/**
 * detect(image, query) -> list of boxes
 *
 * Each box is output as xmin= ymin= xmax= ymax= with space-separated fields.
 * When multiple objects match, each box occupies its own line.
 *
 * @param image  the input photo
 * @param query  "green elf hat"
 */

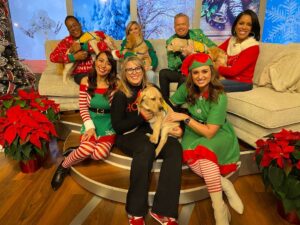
xmin=181 ymin=53 xmax=213 ymax=76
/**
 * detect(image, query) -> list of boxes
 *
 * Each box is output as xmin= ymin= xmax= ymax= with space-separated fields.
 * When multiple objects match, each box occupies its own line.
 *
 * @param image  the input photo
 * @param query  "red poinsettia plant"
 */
xmin=0 ymin=89 xmax=60 ymax=161
xmin=255 ymin=129 xmax=300 ymax=218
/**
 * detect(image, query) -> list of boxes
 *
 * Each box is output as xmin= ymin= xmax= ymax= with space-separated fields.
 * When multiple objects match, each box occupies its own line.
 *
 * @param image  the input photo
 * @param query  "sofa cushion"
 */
xmin=227 ymin=113 xmax=300 ymax=147
xmin=257 ymin=50 xmax=300 ymax=93
xmin=39 ymin=69 xmax=79 ymax=97
xmin=48 ymin=96 xmax=79 ymax=111
xmin=227 ymin=87 xmax=300 ymax=128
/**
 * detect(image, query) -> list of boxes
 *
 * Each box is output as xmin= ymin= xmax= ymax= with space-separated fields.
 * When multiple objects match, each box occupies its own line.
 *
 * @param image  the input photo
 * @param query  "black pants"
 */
xmin=221 ymin=79 xmax=253 ymax=92
xmin=115 ymin=126 xmax=182 ymax=218
xmin=159 ymin=69 xmax=186 ymax=101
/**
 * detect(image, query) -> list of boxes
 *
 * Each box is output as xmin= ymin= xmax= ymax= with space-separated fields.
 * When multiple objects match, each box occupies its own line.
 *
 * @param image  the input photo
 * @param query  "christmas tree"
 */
xmin=0 ymin=0 xmax=35 ymax=95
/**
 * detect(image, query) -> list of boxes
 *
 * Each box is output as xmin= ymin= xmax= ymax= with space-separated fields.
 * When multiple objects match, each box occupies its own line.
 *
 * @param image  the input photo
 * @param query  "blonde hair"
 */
xmin=118 ymin=56 xmax=149 ymax=98
xmin=125 ymin=21 xmax=143 ymax=38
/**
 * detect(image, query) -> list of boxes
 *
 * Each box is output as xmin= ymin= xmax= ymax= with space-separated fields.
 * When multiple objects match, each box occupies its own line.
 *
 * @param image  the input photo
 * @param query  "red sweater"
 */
xmin=50 ymin=31 xmax=107 ymax=76
xmin=218 ymin=37 xmax=259 ymax=84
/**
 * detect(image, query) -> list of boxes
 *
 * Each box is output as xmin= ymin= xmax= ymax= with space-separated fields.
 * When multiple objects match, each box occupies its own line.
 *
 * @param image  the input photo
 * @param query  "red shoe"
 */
xmin=128 ymin=214 xmax=145 ymax=225
xmin=150 ymin=211 xmax=178 ymax=225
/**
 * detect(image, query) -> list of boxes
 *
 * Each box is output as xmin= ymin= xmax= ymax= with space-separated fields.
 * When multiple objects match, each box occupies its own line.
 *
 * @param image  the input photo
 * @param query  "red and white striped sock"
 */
xmin=62 ymin=141 xmax=96 ymax=168
xmin=189 ymin=159 xmax=221 ymax=193
xmin=91 ymin=142 xmax=112 ymax=160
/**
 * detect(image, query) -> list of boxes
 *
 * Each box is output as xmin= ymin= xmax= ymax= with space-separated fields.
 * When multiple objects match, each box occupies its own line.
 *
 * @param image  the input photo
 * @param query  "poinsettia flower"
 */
xmin=0 ymin=94 xmax=13 ymax=101
xmin=0 ymin=133 xmax=4 ymax=146
xmin=267 ymin=140 xmax=294 ymax=168
xmin=3 ymin=125 xmax=17 ymax=145
xmin=273 ymin=129 xmax=300 ymax=141
xmin=18 ymin=88 xmax=41 ymax=101
xmin=296 ymin=161 xmax=300 ymax=170
xmin=260 ymin=152 xmax=273 ymax=167
xmin=255 ymin=139 xmax=267 ymax=156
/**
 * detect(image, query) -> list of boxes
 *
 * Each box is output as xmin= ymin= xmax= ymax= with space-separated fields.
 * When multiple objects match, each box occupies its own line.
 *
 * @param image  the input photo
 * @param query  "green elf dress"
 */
xmin=80 ymin=85 xmax=115 ymax=143
xmin=170 ymin=84 xmax=240 ymax=174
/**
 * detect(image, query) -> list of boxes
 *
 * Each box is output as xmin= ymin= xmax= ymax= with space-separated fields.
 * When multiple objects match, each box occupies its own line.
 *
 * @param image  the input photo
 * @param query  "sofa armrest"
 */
xmin=38 ymin=69 xmax=79 ymax=97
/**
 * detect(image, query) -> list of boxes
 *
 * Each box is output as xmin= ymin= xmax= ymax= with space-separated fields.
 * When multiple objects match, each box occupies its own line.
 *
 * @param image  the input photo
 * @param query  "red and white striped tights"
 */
xmin=62 ymin=140 xmax=112 ymax=168
xmin=188 ymin=159 xmax=222 ymax=193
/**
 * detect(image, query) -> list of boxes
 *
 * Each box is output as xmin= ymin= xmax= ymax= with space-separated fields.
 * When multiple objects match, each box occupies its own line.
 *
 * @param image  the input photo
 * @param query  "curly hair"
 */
xmin=87 ymin=51 xmax=118 ymax=98
xmin=185 ymin=65 xmax=224 ymax=105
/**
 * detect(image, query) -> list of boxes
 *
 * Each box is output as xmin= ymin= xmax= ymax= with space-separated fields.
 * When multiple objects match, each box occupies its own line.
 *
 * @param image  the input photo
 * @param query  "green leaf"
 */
xmin=282 ymin=198 xmax=297 ymax=213
xmin=262 ymin=168 xmax=270 ymax=188
xmin=255 ymin=153 xmax=262 ymax=167
xmin=284 ymin=163 xmax=293 ymax=176
xmin=268 ymin=166 xmax=285 ymax=190
xmin=292 ymin=150 xmax=300 ymax=160
xmin=297 ymin=209 xmax=300 ymax=220
xmin=3 ymin=99 xmax=13 ymax=109
xmin=286 ymin=176 xmax=300 ymax=198
xmin=22 ymin=145 xmax=32 ymax=159
xmin=15 ymin=99 xmax=26 ymax=108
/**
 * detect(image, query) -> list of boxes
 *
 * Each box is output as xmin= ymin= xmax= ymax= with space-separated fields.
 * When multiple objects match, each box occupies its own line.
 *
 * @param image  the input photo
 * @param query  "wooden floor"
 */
xmin=0 ymin=140 xmax=291 ymax=225
xmin=0 ymin=112 xmax=292 ymax=224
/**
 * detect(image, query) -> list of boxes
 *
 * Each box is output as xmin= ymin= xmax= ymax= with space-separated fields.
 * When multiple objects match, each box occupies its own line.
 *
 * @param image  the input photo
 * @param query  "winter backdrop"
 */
xmin=8 ymin=0 xmax=300 ymax=60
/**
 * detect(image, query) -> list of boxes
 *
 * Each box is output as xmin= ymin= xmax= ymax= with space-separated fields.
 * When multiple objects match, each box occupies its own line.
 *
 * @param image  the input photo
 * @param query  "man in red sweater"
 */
xmin=50 ymin=15 xmax=121 ymax=84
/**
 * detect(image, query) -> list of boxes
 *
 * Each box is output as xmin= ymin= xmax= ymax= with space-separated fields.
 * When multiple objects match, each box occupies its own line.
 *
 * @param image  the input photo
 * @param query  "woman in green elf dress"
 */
xmin=166 ymin=53 xmax=244 ymax=225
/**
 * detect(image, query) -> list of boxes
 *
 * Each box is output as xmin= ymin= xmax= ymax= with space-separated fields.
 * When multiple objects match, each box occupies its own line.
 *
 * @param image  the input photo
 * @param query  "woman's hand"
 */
xmin=169 ymin=126 xmax=183 ymax=138
xmin=82 ymin=128 xmax=96 ymax=141
xmin=165 ymin=112 xmax=189 ymax=123
xmin=140 ymin=108 xmax=154 ymax=121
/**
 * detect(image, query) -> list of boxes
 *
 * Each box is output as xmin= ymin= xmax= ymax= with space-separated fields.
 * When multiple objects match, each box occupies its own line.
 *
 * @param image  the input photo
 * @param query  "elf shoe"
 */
xmin=51 ymin=161 xmax=70 ymax=191
xmin=128 ymin=214 xmax=145 ymax=225
xmin=210 ymin=191 xmax=231 ymax=225
xmin=150 ymin=211 xmax=178 ymax=225
xmin=221 ymin=176 xmax=244 ymax=214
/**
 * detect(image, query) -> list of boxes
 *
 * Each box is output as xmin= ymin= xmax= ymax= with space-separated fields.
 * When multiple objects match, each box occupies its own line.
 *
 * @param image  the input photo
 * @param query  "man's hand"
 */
xmin=181 ymin=44 xmax=194 ymax=57
xmin=69 ymin=42 xmax=81 ymax=54
xmin=73 ymin=51 xmax=88 ymax=61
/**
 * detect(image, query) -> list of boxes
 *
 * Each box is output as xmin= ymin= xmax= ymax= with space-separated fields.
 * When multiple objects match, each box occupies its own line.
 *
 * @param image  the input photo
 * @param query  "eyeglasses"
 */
xmin=125 ymin=66 xmax=142 ymax=74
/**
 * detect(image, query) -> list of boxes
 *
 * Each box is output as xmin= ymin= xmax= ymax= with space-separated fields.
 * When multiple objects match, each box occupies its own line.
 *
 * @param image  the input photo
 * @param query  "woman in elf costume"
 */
xmin=51 ymin=51 xmax=118 ymax=191
xmin=167 ymin=53 xmax=244 ymax=225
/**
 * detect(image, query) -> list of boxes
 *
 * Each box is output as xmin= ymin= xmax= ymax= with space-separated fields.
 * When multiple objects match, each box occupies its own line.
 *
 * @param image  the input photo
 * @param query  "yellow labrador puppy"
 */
xmin=137 ymin=86 xmax=179 ymax=156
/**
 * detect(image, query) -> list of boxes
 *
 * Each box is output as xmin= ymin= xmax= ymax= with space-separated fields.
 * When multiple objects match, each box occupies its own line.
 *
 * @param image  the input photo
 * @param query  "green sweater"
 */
xmin=167 ymin=29 xmax=216 ymax=71
xmin=121 ymin=39 xmax=158 ymax=70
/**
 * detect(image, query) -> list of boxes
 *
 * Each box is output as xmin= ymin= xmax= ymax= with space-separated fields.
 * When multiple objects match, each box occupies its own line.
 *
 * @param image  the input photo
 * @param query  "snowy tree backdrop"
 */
xmin=137 ymin=0 xmax=195 ymax=39
xmin=73 ymin=0 xmax=130 ymax=40
xmin=8 ymin=0 xmax=68 ymax=60
xmin=7 ymin=0 xmax=300 ymax=61
xmin=262 ymin=0 xmax=300 ymax=43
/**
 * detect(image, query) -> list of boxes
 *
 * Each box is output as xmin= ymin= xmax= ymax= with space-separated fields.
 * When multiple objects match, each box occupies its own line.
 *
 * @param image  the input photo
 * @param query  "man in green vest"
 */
xmin=159 ymin=13 xmax=216 ymax=100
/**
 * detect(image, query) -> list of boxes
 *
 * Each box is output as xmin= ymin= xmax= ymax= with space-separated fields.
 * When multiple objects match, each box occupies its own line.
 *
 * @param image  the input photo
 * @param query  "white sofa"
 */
xmin=39 ymin=40 xmax=300 ymax=146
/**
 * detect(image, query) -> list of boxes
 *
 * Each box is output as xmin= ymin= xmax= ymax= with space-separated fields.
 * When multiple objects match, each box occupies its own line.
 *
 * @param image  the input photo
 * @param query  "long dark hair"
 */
xmin=186 ymin=65 xmax=224 ymax=105
xmin=231 ymin=9 xmax=261 ymax=41
xmin=87 ymin=51 xmax=118 ymax=97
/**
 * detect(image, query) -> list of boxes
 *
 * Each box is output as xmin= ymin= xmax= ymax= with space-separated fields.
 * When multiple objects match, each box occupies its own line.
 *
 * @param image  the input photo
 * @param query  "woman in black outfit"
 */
xmin=111 ymin=56 xmax=182 ymax=225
